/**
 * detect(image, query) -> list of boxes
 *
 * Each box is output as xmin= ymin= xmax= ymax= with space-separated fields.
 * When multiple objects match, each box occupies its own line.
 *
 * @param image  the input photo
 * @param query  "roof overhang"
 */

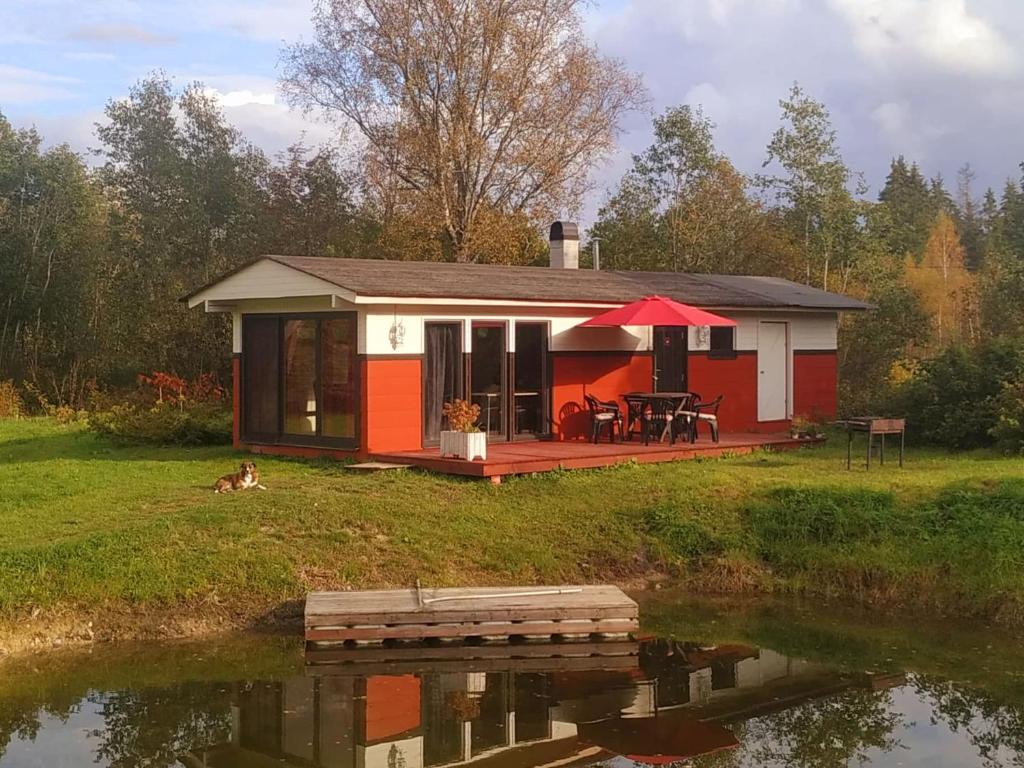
xmin=184 ymin=255 xmax=874 ymax=313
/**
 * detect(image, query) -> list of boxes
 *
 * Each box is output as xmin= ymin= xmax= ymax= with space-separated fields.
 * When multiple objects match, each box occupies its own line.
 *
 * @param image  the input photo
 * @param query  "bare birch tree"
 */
xmin=282 ymin=0 xmax=647 ymax=262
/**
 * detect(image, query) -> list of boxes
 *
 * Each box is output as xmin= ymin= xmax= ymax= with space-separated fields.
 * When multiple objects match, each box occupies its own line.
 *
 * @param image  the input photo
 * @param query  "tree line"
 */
xmin=589 ymin=87 xmax=1024 ymax=416
xmin=2 ymin=0 xmax=1024 ymax=430
xmin=0 ymin=77 xmax=377 ymax=407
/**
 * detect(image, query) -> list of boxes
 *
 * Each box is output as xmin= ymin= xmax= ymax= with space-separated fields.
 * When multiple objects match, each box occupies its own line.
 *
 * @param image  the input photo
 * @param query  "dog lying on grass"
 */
xmin=214 ymin=461 xmax=267 ymax=493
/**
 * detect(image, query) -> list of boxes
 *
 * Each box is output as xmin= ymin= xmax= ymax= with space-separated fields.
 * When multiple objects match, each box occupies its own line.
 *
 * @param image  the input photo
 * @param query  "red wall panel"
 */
xmin=551 ymin=353 xmax=653 ymax=440
xmin=364 ymin=675 xmax=421 ymax=743
xmin=687 ymin=352 xmax=766 ymax=432
xmin=365 ymin=358 xmax=422 ymax=453
xmin=793 ymin=351 xmax=838 ymax=421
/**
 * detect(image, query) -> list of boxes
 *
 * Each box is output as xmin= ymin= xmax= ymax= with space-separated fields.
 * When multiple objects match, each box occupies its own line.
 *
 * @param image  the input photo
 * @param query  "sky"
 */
xmin=3 ymin=0 xmax=1024 ymax=227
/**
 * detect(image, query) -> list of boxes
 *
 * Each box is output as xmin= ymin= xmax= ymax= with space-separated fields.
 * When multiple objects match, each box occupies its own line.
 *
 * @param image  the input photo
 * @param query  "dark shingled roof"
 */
xmin=191 ymin=255 xmax=873 ymax=311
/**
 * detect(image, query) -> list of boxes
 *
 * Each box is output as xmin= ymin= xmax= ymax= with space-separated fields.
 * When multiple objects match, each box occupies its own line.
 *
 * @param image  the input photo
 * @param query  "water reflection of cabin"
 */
xmin=198 ymin=643 xmax=849 ymax=768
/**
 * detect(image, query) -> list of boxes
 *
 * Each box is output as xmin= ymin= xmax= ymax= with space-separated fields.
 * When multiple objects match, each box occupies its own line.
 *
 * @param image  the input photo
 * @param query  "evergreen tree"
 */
xmin=878 ymin=156 xmax=933 ymax=258
xmin=954 ymin=164 xmax=984 ymax=270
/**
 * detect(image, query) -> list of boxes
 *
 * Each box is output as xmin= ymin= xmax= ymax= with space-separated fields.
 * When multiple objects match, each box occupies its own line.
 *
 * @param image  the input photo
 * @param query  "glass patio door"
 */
xmin=423 ymin=322 xmax=464 ymax=444
xmin=513 ymin=322 xmax=547 ymax=437
xmin=470 ymin=323 xmax=507 ymax=438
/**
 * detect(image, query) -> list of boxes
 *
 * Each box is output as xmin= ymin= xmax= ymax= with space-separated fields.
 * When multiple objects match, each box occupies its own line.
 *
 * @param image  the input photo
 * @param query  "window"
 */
xmin=709 ymin=326 xmax=736 ymax=358
xmin=241 ymin=313 xmax=359 ymax=448
xmin=242 ymin=316 xmax=280 ymax=440
xmin=321 ymin=317 xmax=358 ymax=439
xmin=283 ymin=319 xmax=318 ymax=435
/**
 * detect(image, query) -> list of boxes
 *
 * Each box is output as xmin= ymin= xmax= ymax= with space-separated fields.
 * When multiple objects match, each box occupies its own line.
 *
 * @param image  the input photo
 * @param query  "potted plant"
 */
xmin=440 ymin=399 xmax=487 ymax=460
xmin=790 ymin=414 xmax=826 ymax=440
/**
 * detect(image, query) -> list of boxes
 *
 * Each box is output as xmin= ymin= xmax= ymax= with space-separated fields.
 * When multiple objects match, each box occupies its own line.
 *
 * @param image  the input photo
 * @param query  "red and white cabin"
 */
xmin=185 ymin=222 xmax=869 ymax=460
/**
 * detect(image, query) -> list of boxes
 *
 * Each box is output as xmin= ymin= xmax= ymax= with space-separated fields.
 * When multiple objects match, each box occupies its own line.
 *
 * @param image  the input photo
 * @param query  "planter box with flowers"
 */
xmin=440 ymin=399 xmax=487 ymax=461
xmin=790 ymin=415 xmax=826 ymax=441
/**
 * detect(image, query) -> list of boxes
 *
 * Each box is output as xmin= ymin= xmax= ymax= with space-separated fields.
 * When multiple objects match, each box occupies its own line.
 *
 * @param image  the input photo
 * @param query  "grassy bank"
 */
xmin=2 ymin=418 xmax=1024 ymax=647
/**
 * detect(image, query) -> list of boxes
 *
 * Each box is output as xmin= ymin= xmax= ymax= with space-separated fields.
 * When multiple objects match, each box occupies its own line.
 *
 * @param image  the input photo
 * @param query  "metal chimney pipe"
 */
xmin=592 ymin=238 xmax=601 ymax=270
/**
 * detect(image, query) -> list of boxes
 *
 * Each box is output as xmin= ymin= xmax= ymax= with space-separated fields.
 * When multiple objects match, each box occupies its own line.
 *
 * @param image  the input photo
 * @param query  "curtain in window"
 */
xmin=424 ymin=324 xmax=462 ymax=442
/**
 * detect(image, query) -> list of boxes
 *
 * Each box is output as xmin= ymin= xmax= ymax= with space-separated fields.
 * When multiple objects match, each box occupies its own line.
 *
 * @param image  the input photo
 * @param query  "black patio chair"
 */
xmin=584 ymin=394 xmax=624 ymax=444
xmin=642 ymin=396 xmax=677 ymax=446
xmin=669 ymin=393 xmax=700 ymax=443
xmin=622 ymin=394 xmax=647 ymax=441
xmin=681 ymin=395 xmax=723 ymax=443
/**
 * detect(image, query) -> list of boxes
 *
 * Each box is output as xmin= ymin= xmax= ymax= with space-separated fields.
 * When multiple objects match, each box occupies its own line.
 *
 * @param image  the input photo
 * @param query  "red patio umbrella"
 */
xmin=579 ymin=295 xmax=736 ymax=328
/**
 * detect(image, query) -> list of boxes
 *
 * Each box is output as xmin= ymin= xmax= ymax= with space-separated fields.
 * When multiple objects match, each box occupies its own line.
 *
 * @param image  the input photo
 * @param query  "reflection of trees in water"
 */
xmin=0 ymin=704 xmax=44 ymax=758
xmin=0 ymin=689 xmax=87 ymax=759
xmin=88 ymin=683 xmax=233 ymax=768
xmin=915 ymin=675 xmax=1024 ymax=768
xmin=700 ymin=690 xmax=905 ymax=768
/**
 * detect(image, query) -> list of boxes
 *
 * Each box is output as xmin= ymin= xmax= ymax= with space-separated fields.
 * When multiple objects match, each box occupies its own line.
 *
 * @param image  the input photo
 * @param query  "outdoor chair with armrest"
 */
xmin=678 ymin=395 xmax=723 ymax=443
xmin=622 ymin=394 xmax=648 ymax=441
xmin=642 ymin=396 xmax=677 ymax=446
xmin=584 ymin=394 xmax=624 ymax=444
xmin=668 ymin=393 xmax=699 ymax=442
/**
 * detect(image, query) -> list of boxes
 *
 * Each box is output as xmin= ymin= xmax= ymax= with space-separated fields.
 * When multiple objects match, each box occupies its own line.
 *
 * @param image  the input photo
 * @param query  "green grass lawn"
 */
xmin=2 ymin=417 xmax=1024 ymax=633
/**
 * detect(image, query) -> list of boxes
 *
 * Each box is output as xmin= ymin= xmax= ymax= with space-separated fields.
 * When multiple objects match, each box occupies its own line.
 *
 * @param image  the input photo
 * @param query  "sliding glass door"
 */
xmin=321 ymin=316 xmax=358 ymax=439
xmin=242 ymin=313 xmax=359 ymax=448
xmin=471 ymin=323 xmax=507 ymax=438
xmin=242 ymin=316 xmax=280 ymax=442
xmin=514 ymin=323 xmax=547 ymax=437
xmin=423 ymin=322 xmax=464 ymax=444
xmin=283 ymin=319 xmax=318 ymax=436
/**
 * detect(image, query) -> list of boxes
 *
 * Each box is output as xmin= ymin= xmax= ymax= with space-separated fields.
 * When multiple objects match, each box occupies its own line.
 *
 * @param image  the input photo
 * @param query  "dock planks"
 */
xmin=305 ymin=584 xmax=639 ymax=645
xmin=305 ymin=639 xmax=641 ymax=676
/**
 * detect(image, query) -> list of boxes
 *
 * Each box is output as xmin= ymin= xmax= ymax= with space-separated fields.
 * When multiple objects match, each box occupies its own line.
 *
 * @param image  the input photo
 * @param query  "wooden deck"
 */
xmin=305 ymin=584 xmax=638 ymax=645
xmin=374 ymin=433 xmax=821 ymax=480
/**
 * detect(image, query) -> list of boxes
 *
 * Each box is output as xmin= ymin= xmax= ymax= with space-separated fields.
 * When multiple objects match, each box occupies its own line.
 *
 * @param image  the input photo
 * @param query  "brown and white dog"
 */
xmin=214 ymin=461 xmax=267 ymax=493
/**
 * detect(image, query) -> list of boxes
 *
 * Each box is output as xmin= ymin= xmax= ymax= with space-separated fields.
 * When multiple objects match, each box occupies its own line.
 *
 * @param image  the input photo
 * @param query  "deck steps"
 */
xmin=305 ymin=585 xmax=638 ymax=646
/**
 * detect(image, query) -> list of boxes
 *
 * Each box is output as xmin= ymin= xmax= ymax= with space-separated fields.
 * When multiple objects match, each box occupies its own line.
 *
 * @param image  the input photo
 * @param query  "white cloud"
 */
xmin=68 ymin=23 xmax=176 ymax=46
xmin=221 ymin=101 xmax=344 ymax=158
xmin=706 ymin=0 xmax=793 ymax=26
xmin=685 ymin=82 xmax=730 ymax=123
xmin=204 ymin=88 xmax=277 ymax=107
xmin=0 ymin=66 xmax=80 ymax=104
xmin=830 ymin=0 xmax=1016 ymax=76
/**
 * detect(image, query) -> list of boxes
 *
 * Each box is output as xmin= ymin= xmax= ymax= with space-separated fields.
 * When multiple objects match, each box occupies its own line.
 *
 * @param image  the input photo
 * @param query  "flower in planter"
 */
xmin=442 ymin=399 xmax=481 ymax=433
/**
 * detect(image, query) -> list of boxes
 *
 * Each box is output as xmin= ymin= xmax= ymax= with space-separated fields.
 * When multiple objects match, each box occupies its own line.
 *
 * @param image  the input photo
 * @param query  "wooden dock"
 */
xmin=305 ymin=639 xmax=641 ymax=676
xmin=305 ymin=584 xmax=639 ymax=645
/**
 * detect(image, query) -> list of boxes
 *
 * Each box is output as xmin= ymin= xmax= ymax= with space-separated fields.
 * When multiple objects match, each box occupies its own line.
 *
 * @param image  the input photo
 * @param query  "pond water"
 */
xmin=3 ymin=596 xmax=1024 ymax=767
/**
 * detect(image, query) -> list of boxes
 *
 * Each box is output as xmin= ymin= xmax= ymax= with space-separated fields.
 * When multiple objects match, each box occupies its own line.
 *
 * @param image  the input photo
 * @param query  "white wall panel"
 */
xmin=789 ymin=312 xmax=838 ymax=349
xmin=231 ymin=300 xmax=838 ymax=359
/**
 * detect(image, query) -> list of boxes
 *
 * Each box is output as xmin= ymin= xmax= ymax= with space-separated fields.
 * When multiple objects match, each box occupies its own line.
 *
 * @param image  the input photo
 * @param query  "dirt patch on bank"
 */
xmin=0 ymin=600 xmax=304 ymax=658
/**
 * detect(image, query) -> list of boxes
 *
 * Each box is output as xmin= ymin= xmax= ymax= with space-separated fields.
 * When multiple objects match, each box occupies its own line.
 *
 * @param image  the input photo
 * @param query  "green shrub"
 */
xmin=643 ymin=505 xmax=724 ymax=560
xmin=990 ymin=379 xmax=1024 ymax=454
xmin=89 ymin=401 xmax=231 ymax=445
xmin=0 ymin=381 xmax=23 ymax=419
xmin=895 ymin=339 xmax=1024 ymax=449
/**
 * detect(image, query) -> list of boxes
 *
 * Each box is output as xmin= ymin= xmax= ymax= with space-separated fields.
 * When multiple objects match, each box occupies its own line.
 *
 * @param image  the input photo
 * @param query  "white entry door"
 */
xmin=758 ymin=321 xmax=789 ymax=422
